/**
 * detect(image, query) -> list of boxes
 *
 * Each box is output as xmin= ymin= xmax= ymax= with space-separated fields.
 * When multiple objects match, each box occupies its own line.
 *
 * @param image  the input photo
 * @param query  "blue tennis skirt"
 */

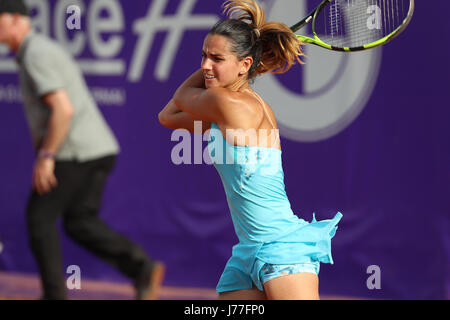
xmin=216 ymin=212 xmax=343 ymax=293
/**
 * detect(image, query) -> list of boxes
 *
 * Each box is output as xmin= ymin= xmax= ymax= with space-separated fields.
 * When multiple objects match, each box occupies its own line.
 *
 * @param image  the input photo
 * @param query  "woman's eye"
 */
xmin=201 ymin=53 xmax=222 ymax=62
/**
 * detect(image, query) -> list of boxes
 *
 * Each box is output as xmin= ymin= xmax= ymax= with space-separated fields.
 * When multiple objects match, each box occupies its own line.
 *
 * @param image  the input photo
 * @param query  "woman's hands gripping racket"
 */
xmin=290 ymin=0 xmax=414 ymax=52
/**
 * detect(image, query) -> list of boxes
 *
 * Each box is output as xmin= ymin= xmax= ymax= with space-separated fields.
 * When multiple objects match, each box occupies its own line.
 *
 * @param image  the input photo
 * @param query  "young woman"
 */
xmin=159 ymin=0 xmax=342 ymax=300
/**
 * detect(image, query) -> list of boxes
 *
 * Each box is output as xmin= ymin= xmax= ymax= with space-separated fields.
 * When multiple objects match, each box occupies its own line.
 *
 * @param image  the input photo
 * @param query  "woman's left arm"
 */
xmin=158 ymin=99 xmax=210 ymax=133
xmin=173 ymin=69 xmax=228 ymax=123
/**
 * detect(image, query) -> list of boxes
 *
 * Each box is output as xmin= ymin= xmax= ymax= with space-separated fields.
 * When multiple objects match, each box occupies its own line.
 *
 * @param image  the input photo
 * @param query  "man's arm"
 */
xmin=39 ymin=90 xmax=74 ymax=155
xmin=32 ymin=90 xmax=73 ymax=195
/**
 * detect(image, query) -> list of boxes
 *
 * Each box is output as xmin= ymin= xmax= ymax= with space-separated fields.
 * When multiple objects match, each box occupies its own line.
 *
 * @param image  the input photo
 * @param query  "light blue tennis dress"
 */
xmin=208 ymin=122 xmax=343 ymax=293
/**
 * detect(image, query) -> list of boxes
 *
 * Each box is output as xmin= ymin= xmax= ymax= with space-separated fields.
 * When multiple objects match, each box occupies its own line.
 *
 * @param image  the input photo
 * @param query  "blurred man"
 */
xmin=0 ymin=0 xmax=164 ymax=300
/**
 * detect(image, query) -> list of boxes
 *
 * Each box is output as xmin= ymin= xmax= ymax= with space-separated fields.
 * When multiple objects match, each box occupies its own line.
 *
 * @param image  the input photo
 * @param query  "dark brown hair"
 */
xmin=208 ymin=0 xmax=304 ymax=80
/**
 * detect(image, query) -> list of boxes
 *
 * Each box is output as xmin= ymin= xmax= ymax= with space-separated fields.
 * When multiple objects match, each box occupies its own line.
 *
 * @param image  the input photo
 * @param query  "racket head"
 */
xmin=295 ymin=0 xmax=414 ymax=52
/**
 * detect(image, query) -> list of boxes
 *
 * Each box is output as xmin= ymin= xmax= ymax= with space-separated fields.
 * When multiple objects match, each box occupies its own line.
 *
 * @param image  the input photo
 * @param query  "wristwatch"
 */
xmin=38 ymin=149 xmax=55 ymax=160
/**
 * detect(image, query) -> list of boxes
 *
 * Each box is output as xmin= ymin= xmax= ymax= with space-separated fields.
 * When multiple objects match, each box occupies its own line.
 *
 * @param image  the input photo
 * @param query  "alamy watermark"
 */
xmin=66 ymin=5 xmax=81 ymax=30
xmin=66 ymin=265 xmax=81 ymax=290
xmin=366 ymin=265 xmax=381 ymax=290
xmin=367 ymin=5 xmax=382 ymax=30
xmin=170 ymin=121 xmax=281 ymax=176
xmin=64 ymin=4 xmax=383 ymax=35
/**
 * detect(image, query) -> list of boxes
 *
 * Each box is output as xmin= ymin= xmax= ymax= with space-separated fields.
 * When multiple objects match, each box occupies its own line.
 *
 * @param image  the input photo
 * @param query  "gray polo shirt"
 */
xmin=16 ymin=30 xmax=120 ymax=162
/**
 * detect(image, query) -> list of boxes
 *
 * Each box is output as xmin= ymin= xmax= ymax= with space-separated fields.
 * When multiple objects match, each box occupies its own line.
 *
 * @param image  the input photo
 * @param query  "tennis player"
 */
xmin=159 ymin=0 xmax=342 ymax=300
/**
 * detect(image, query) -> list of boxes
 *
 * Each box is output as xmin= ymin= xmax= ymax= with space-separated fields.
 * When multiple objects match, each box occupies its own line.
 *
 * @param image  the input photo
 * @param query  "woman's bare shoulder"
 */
xmin=216 ymin=90 xmax=264 ymax=128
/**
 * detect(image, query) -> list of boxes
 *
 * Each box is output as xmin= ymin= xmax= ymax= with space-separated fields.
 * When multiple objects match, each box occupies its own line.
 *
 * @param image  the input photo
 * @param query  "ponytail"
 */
xmin=209 ymin=0 xmax=304 ymax=80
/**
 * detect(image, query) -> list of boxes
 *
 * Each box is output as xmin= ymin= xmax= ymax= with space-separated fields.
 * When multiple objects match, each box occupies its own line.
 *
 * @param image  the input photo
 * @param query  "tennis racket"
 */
xmin=290 ymin=0 xmax=414 ymax=51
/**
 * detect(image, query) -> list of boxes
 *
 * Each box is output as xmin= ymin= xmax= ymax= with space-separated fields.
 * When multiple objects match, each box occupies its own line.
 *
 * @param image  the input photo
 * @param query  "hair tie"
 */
xmin=253 ymin=28 xmax=260 ymax=38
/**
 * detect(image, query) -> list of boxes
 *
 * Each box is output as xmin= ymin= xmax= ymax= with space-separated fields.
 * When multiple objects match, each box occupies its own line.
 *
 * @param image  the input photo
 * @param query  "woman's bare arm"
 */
xmin=158 ymin=99 xmax=210 ymax=133
xmin=172 ymin=69 xmax=229 ymax=123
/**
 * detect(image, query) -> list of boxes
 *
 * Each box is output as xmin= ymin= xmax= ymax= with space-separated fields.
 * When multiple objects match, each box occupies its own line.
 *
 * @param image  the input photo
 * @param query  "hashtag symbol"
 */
xmin=128 ymin=0 xmax=218 ymax=82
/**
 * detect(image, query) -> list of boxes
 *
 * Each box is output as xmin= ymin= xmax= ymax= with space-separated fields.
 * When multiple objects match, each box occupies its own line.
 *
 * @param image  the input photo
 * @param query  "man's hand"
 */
xmin=32 ymin=157 xmax=58 ymax=195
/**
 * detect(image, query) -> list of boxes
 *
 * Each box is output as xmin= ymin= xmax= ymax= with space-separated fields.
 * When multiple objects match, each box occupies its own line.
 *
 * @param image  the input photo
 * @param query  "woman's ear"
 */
xmin=240 ymin=56 xmax=254 ymax=75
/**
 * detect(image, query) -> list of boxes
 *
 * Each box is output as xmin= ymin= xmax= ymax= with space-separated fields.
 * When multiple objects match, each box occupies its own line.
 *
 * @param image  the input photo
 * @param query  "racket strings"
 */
xmin=315 ymin=0 xmax=410 ymax=48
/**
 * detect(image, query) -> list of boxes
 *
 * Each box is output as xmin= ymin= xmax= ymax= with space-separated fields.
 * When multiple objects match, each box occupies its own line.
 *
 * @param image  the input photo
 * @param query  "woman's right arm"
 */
xmin=158 ymin=99 xmax=210 ymax=133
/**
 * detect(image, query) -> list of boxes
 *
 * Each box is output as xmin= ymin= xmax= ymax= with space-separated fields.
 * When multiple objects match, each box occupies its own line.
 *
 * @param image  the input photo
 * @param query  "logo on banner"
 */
xmin=0 ymin=0 xmax=219 ymax=106
xmin=0 ymin=0 xmax=218 ymax=79
xmin=254 ymin=0 xmax=382 ymax=142
xmin=0 ymin=0 xmax=380 ymax=130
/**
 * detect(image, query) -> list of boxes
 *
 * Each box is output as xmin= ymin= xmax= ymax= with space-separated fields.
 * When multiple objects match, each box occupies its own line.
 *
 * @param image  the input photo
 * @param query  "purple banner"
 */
xmin=0 ymin=0 xmax=448 ymax=299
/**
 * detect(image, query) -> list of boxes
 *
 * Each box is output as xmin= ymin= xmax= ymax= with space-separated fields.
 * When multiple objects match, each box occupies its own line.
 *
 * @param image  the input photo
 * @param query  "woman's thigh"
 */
xmin=263 ymin=272 xmax=319 ymax=300
xmin=218 ymin=287 xmax=266 ymax=300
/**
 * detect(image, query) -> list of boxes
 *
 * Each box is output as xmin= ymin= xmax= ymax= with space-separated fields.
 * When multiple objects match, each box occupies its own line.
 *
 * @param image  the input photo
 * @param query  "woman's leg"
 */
xmin=263 ymin=272 xmax=320 ymax=300
xmin=218 ymin=287 xmax=267 ymax=300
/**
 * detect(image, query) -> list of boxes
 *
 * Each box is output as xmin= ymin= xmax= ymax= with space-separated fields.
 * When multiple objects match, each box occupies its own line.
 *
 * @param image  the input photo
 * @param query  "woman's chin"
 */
xmin=205 ymin=82 xmax=220 ymax=89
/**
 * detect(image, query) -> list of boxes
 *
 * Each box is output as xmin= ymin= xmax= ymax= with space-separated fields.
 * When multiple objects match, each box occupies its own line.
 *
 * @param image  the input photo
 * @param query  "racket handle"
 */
xmin=290 ymin=16 xmax=312 ymax=32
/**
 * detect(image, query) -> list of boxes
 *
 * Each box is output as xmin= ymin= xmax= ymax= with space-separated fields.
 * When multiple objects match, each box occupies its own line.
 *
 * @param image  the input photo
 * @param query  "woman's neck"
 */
xmin=226 ymin=76 xmax=250 ymax=92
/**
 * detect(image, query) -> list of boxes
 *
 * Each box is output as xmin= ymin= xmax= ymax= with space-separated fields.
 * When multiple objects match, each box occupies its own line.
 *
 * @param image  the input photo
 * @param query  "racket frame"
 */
xmin=290 ymin=0 xmax=415 ymax=52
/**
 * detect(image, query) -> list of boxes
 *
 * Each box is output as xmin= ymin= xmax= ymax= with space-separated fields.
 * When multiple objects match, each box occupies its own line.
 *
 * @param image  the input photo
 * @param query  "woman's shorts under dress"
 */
xmin=216 ymin=212 xmax=342 ymax=293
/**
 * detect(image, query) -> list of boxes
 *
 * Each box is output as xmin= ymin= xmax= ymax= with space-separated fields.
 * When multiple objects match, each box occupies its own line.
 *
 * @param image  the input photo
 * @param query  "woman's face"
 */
xmin=201 ymin=34 xmax=250 ymax=90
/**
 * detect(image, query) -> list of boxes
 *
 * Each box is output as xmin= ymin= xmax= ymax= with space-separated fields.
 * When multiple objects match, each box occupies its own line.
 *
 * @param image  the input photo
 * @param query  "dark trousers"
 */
xmin=26 ymin=155 xmax=153 ymax=299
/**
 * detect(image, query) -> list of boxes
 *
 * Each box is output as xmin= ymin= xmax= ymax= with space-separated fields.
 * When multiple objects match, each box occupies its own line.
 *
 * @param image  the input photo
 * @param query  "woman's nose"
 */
xmin=201 ymin=58 xmax=212 ymax=70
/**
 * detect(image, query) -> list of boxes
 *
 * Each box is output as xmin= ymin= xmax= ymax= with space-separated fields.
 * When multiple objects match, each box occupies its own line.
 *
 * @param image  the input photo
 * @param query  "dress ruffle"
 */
xmin=217 ymin=212 xmax=343 ymax=292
